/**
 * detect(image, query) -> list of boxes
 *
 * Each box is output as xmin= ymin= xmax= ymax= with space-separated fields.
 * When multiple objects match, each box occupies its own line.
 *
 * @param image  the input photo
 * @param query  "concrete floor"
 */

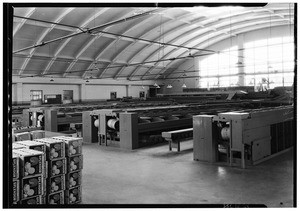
xmin=81 ymin=140 xmax=294 ymax=207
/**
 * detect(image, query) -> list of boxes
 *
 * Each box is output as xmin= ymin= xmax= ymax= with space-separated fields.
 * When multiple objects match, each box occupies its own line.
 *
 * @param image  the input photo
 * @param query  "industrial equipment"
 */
xmin=193 ymin=105 xmax=294 ymax=168
xmin=22 ymin=107 xmax=81 ymax=133
xmin=83 ymin=101 xmax=280 ymax=149
xmin=83 ymin=106 xmax=196 ymax=149
xmin=18 ymin=100 xmax=176 ymax=134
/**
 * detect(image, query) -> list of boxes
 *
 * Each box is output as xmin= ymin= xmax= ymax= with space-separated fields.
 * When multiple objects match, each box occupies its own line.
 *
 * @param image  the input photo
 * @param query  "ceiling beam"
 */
xmin=13 ymin=8 xmax=36 ymax=36
xmin=95 ymin=9 xmax=167 ymax=79
xmin=163 ymin=22 xmax=288 ymax=78
xmin=18 ymin=8 xmax=75 ymax=75
xmin=42 ymin=8 xmax=110 ymax=76
xmin=144 ymin=18 xmax=289 ymax=80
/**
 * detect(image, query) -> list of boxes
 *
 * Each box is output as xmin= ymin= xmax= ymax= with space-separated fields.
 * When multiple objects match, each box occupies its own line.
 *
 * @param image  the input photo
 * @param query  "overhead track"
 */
xmin=13 ymin=8 xmax=161 ymax=54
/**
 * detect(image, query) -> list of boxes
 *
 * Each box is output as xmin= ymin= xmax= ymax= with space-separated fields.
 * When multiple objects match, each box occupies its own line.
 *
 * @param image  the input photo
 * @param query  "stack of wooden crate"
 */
xmin=12 ymin=136 xmax=83 ymax=205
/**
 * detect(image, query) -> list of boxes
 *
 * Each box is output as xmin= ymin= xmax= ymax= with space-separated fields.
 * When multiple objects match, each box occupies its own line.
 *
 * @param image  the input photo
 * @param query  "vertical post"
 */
xmin=80 ymin=83 xmax=86 ymax=103
xmin=125 ymin=85 xmax=129 ymax=97
xmin=193 ymin=115 xmax=218 ymax=162
xmin=237 ymin=34 xmax=245 ymax=86
xmin=82 ymin=111 xmax=98 ymax=143
xmin=44 ymin=109 xmax=58 ymax=132
xmin=119 ymin=112 xmax=139 ymax=149
xmin=16 ymin=82 xmax=23 ymax=104
xmin=22 ymin=109 xmax=30 ymax=127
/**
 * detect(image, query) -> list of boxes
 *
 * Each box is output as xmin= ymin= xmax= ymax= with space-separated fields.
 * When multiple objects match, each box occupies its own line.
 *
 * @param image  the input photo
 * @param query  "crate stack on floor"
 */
xmin=51 ymin=136 xmax=83 ymax=204
xmin=12 ymin=142 xmax=47 ymax=204
xmin=12 ymin=135 xmax=83 ymax=205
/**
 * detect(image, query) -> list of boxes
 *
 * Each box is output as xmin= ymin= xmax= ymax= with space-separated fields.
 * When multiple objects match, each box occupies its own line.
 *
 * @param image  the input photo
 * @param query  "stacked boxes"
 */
xmin=12 ymin=149 xmax=46 ymax=205
xmin=30 ymin=130 xmax=46 ymax=140
xmin=12 ymin=153 xmax=20 ymax=204
xmin=12 ymin=136 xmax=83 ymax=205
xmin=14 ymin=132 xmax=31 ymax=142
xmin=52 ymin=136 xmax=83 ymax=204
xmin=34 ymin=138 xmax=66 ymax=205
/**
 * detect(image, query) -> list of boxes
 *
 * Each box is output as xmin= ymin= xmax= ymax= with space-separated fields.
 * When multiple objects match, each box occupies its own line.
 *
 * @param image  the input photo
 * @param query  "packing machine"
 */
xmin=22 ymin=107 xmax=81 ymax=132
xmin=82 ymin=101 xmax=286 ymax=149
xmin=193 ymin=105 xmax=294 ymax=168
xmin=82 ymin=105 xmax=195 ymax=149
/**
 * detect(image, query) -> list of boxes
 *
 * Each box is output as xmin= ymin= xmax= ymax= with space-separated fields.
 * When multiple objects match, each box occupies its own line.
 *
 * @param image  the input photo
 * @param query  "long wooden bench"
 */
xmin=162 ymin=128 xmax=193 ymax=152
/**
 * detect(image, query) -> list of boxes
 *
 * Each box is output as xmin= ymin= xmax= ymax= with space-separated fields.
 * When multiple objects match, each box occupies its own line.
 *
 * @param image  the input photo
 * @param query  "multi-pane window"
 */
xmin=199 ymin=46 xmax=238 ymax=88
xmin=198 ymin=36 xmax=294 ymax=89
xmin=244 ymin=36 xmax=294 ymax=89
xmin=30 ymin=90 xmax=42 ymax=101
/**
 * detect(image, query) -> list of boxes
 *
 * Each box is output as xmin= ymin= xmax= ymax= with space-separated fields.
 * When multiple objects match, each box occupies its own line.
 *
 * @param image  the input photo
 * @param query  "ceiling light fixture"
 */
xmin=167 ymin=84 xmax=173 ymax=88
xmin=182 ymin=83 xmax=187 ymax=88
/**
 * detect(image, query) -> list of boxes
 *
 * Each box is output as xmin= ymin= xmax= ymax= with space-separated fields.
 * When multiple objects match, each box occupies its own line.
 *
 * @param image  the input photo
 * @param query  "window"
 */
xmin=30 ymin=90 xmax=42 ymax=101
xmin=244 ymin=36 xmax=294 ymax=88
xmin=198 ymin=36 xmax=295 ymax=89
xmin=199 ymin=46 xmax=239 ymax=88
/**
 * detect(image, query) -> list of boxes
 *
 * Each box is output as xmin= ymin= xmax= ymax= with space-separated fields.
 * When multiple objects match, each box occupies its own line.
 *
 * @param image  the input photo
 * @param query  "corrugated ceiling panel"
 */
xmin=79 ymin=36 xmax=115 ymax=60
xmin=57 ymin=33 xmax=92 ymax=58
xmin=25 ymin=58 xmax=50 ymax=75
xmin=13 ymin=38 xmax=35 ymax=54
xmin=42 ymin=28 xmax=73 ymax=42
xmin=30 ymin=8 xmax=67 ymax=22
xmin=117 ymin=42 xmax=148 ymax=62
xmin=34 ymin=39 xmax=66 ymax=57
xmin=60 ymin=8 xmax=95 ymax=27
xmin=130 ymin=44 xmax=161 ymax=63
xmin=142 ymin=21 xmax=186 ymax=41
xmin=47 ymin=60 xmax=70 ymax=75
xmin=125 ymin=15 xmax=166 ymax=37
xmin=101 ymin=40 xmax=131 ymax=61
xmin=101 ymin=67 xmax=123 ymax=79
xmin=65 ymin=61 xmax=90 ymax=77
xmin=85 ymin=8 xmax=133 ymax=29
xmin=14 ymin=24 xmax=45 ymax=41
xmin=12 ymin=56 xmax=26 ymax=71
xmin=14 ymin=8 xmax=35 ymax=17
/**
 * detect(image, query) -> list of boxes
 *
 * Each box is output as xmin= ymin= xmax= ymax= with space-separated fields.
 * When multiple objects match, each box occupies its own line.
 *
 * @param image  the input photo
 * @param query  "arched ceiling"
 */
xmin=12 ymin=3 xmax=294 ymax=81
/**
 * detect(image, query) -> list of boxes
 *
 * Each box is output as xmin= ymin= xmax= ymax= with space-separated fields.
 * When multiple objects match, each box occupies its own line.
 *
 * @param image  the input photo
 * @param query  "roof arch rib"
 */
xmin=80 ymin=8 xmax=166 ymax=79
xmin=137 ymin=14 xmax=289 ymax=79
xmin=13 ymin=8 xmax=36 ymax=36
xmin=41 ymin=8 xmax=110 ymax=77
xmin=91 ymin=9 xmax=167 ymax=79
xmin=126 ymin=6 xmax=293 ymax=80
xmin=139 ymin=17 xmax=290 ymax=80
xmin=112 ymin=11 xmax=197 ymax=79
xmin=94 ymin=9 xmax=173 ymax=79
xmin=18 ymin=8 xmax=75 ymax=75
xmin=162 ymin=22 xmax=290 ymax=79
xmin=12 ymin=4 xmax=294 ymax=80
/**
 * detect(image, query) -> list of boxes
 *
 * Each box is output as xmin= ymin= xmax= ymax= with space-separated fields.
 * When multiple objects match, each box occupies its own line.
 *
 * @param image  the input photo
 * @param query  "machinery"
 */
xmin=22 ymin=107 xmax=82 ymax=132
xmin=82 ymin=101 xmax=287 ymax=149
xmin=193 ymin=105 xmax=294 ymax=168
xmin=18 ymin=101 xmax=176 ymax=134
xmin=83 ymin=105 xmax=199 ymax=149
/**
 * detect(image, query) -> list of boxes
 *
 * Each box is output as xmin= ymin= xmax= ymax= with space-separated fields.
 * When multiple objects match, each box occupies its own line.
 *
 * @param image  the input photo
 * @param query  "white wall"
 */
xmin=12 ymin=76 xmax=155 ymax=104
xmin=166 ymin=25 xmax=294 ymax=93
xmin=21 ymin=84 xmax=80 ymax=103
xmin=84 ymin=84 xmax=149 ymax=100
